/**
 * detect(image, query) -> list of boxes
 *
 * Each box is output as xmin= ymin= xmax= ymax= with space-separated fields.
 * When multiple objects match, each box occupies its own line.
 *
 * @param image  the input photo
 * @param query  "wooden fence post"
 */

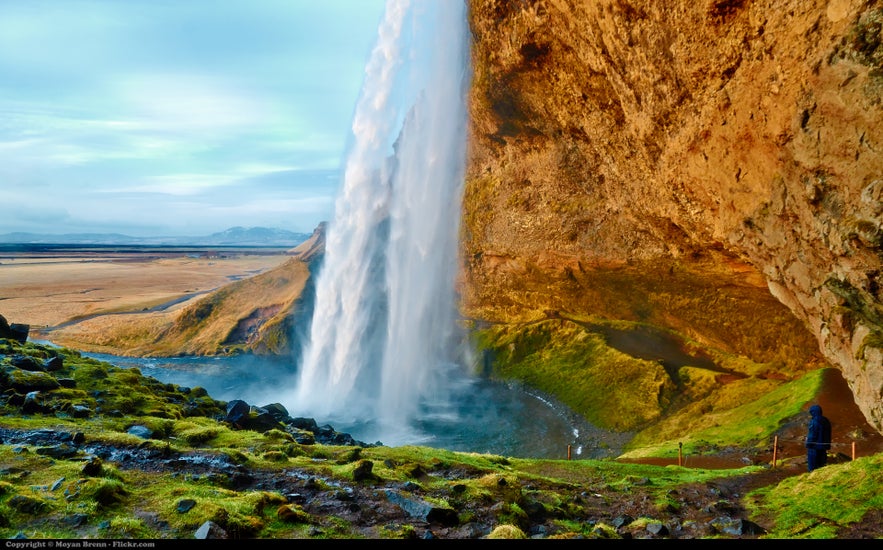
xmin=567 ymin=444 xmax=571 ymax=460
xmin=852 ymin=441 xmax=856 ymax=461
xmin=678 ymin=442 xmax=683 ymax=467
xmin=772 ymin=435 xmax=778 ymax=468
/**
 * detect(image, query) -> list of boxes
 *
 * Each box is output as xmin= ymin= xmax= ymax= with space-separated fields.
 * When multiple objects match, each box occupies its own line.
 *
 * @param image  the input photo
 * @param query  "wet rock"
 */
xmin=195 ymin=520 xmax=228 ymax=539
xmin=10 ymin=355 xmax=43 ymax=371
xmin=35 ymin=444 xmax=79 ymax=459
xmin=0 ymin=315 xmax=29 ymax=343
xmin=225 ymin=399 xmax=250 ymax=426
xmin=63 ymin=514 xmax=88 ymax=528
xmin=176 ymin=499 xmax=197 ymax=513
xmin=71 ymin=405 xmax=92 ymax=418
xmin=384 ymin=489 xmax=459 ymax=526
xmin=260 ymin=402 xmax=290 ymax=421
xmin=22 ymin=391 xmax=48 ymax=414
xmin=246 ymin=410 xmax=284 ymax=433
xmin=289 ymin=417 xmax=319 ymax=431
xmin=127 ymin=425 xmax=153 ymax=439
xmin=710 ymin=517 xmax=767 ymax=536
xmin=645 ymin=521 xmax=669 ymax=537
xmin=43 ymin=355 xmax=63 ymax=372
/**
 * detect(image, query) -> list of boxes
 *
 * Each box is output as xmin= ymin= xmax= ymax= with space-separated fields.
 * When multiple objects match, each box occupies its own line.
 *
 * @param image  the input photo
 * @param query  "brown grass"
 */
xmin=0 ymin=250 xmax=293 ymax=353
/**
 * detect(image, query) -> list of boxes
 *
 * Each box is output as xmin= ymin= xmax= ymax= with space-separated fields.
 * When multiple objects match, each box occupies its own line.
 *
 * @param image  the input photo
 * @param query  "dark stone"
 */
xmin=8 ymin=495 xmax=46 ymax=514
xmin=288 ymin=417 xmax=319 ymax=431
xmin=176 ymin=499 xmax=197 ymax=513
xmin=10 ymin=355 xmax=43 ymax=371
xmin=613 ymin=515 xmax=634 ymax=529
xmin=43 ymin=356 xmax=63 ymax=371
xmin=22 ymin=391 xmax=47 ymax=414
xmin=71 ymin=405 xmax=92 ymax=418
xmin=64 ymin=514 xmax=88 ymax=528
xmin=81 ymin=456 xmax=103 ymax=477
xmin=426 ymin=506 xmax=460 ymax=527
xmin=35 ymin=444 xmax=79 ymax=459
xmin=225 ymin=399 xmax=250 ymax=425
xmin=8 ymin=324 xmax=29 ymax=343
xmin=260 ymin=402 xmax=290 ymax=421
xmin=352 ymin=460 xmax=374 ymax=481
xmin=245 ymin=411 xmax=283 ymax=433
xmin=645 ymin=521 xmax=669 ymax=536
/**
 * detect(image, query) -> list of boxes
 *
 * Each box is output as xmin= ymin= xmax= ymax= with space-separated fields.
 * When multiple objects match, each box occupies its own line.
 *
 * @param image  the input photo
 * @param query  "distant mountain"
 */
xmin=0 ymin=226 xmax=312 ymax=247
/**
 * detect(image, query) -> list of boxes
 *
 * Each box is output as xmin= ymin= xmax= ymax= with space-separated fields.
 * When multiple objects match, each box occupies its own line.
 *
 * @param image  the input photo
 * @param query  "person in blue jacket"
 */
xmin=805 ymin=404 xmax=832 ymax=472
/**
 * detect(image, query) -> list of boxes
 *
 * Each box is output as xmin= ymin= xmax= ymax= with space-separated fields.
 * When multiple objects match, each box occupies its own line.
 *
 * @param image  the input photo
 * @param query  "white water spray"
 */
xmin=285 ymin=0 xmax=472 ymax=445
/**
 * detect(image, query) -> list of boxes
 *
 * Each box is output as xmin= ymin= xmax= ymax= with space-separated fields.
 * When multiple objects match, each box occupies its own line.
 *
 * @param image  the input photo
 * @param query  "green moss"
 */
xmin=748 ymin=453 xmax=883 ymax=538
xmin=486 ymin=524 xmax=527 ymax=539
xmin=475 ymin=320 xmax=676 ymax=431
xmin=0 ymin=341 xmax=880 ymax=539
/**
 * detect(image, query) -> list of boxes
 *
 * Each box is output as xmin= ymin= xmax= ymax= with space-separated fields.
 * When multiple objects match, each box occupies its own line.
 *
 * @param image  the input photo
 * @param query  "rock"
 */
xmin=126 ymin=425 xmax=153 ymax=439
xmin=176 ymin=499 xmax=197 ymax=513
xmin=465 ymin=0 xmax=883 ymax=435
xmin=10 ymin=355 xmax=43 ymax=372
xmin=384 ymin=489 xmax=459 ymax=526
xmin=0 ymin=315 xmax=29 ymax=343
xmin=225 ymin=399 xmax=250 ymax=426
xmin=43 ymin=356 xmax=63 ymax=372
xmin=352 ymin=460 xmax=374 ymax=482
xmin=194 ymin=521 xmax=227 ymax=539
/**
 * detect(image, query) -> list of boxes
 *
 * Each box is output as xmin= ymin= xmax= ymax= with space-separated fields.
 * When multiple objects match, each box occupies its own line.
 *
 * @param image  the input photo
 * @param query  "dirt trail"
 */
xmin=622 ymin=368 xmax=883 ymax=472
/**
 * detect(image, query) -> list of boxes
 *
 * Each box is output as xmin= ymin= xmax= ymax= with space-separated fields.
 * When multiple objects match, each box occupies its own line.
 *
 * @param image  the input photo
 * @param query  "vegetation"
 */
xmin=472 ymin=317 xmax=823 ymax=455
xmin=1 ymin=338 xmax=880 ymax=539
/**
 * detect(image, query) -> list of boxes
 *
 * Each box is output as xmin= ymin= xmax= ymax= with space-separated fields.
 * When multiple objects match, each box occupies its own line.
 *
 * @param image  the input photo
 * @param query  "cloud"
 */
xmin=0 ymin=0 xmax=387 ymax=237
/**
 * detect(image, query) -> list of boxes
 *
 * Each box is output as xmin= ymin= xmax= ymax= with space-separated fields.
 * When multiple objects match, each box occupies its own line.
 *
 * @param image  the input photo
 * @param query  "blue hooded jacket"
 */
xmin=806 ymin=404 xmax=831 ymax=451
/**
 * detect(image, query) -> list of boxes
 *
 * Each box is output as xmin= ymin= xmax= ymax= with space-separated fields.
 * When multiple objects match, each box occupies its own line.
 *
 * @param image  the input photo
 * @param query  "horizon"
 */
xmin=0 ymin=223 xmax=321 ymax=239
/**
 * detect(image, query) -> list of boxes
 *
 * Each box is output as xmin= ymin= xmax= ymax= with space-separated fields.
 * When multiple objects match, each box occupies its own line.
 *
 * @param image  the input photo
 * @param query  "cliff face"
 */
xmin=463 ymin=0 xmax=883 ymax=432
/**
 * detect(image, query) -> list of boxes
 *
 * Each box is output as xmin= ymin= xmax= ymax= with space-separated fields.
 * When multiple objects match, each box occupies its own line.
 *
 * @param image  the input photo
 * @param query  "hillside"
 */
xmin=1 ymin=338 xmax=882 ymax=539
xmin=44 ymin=257 xmax=312 ymax=358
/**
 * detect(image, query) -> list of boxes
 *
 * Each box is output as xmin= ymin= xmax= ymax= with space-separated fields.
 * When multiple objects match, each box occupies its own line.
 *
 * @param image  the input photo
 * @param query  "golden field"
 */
xmin=0 ymin=248 xmax=291 ymax=332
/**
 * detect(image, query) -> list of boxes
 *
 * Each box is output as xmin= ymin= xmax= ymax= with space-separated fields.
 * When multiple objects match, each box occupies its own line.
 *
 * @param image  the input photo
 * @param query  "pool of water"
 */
xmin=69 ymin=348 xmax=630 ymax=460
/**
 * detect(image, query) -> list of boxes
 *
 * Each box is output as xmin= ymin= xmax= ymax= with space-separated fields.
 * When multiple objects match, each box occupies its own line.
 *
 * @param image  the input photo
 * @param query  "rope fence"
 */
xmin=564 ymin=437 xmax=859 ymax=467
xmin=769 ymin=435 xmax=856 ymax=468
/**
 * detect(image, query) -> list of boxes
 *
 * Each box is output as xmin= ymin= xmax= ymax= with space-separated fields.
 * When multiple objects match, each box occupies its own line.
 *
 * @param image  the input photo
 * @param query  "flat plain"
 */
xmin=0 ymin=246 xmax=292 ymax=330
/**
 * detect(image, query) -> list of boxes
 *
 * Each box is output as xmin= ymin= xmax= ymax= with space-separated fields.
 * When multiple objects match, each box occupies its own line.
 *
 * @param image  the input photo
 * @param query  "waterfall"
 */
xmin=285 ymin=0 xmax=472 ymax=445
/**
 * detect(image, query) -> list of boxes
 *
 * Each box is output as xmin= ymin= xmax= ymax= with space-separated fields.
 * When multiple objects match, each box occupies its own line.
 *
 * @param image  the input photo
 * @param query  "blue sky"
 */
xmin=0 ymin=0 xmax=387 ymax=237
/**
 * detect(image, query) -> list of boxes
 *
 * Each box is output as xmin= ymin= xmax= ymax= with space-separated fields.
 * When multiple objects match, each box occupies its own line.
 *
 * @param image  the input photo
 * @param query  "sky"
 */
xmin=0 ymin=0 xmax=387 ymax=237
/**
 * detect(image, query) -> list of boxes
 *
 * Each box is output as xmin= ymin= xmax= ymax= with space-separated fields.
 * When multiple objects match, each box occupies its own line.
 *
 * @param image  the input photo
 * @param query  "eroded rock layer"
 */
xmin=463 ymin=0 xmax=883 ymax=432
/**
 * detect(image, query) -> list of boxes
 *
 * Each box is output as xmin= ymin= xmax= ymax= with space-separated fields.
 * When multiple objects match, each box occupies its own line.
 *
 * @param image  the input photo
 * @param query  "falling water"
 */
xmin=285 ymin=0 xmax=473 ymax=445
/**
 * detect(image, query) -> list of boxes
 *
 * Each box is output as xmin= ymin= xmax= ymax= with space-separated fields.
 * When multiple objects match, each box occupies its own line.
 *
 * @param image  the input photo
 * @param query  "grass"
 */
xmin=1 ymin=339 xmax=880 ymax=539
xmin=746 ymin=453 xmax=883 ymax=538
xmin=472 ymin=317 xmax=824 ymax=454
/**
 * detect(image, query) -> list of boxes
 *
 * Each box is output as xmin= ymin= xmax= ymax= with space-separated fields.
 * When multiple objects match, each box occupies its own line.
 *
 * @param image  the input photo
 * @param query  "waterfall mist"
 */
xmin=283 ymin=0 xmax=473 ymax=446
